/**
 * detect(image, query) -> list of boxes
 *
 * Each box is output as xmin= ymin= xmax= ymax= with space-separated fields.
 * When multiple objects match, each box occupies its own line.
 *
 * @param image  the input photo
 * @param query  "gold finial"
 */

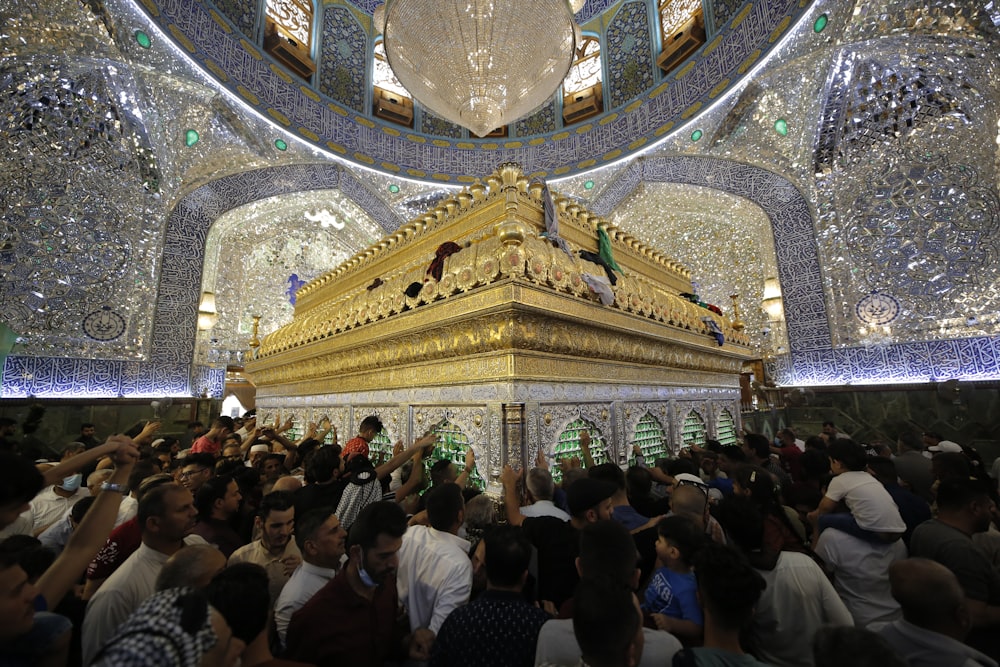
xmin=729 ymin=295 xmax=745 ymax=331
xmin=249 ymin=314 xmax=262 ymax=351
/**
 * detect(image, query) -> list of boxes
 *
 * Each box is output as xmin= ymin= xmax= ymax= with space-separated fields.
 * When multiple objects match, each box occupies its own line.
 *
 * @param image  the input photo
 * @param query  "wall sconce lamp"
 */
xmin=197 ymin=292 xmax=219 ymax=331
xmin=761 ymin=277 xmax=784 ymax=322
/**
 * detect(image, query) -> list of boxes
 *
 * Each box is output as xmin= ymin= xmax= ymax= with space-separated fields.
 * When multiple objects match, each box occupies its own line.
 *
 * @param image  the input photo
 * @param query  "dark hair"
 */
xmin=573 ymin=580 xmax=640 ymax=665
xmin=483 ymin=525 xmax=532 ymax=588
xmin=0 ymin=451 xmax=45 ymax=506
xmin=182 ymin=453 xmax=217 ymax=471
xmin=296 ymin=438 xmax=322 ymax=463
xmin=822 ymin=421 xmax=836 ymax=429
xmin=897 ymin=431 xmax=922 ymax=452
xmin=804 ymin=435 xmax=827 ymax=451
xmin=347 ymin=501 xmax=407 ymax=551
xmin=800 ymin=448 xmax=831 ymax=480
xmin=214 ymin=459 xmax=246 ymax=478
xmin=359 ymin=416 xmax=384 ymax=434
xmin=71 ymin=495 xmax=97 ymax=524
xmin=127 ymin=460 xmax=161 ymax=495
xmin=744 ymin=433 xmax=771 ymax=460
xmin=138 ymin=483 xmax=185 ymax=528
xmin=693 ymin=542 xmax=765 ymax=631
xmin=304 ymin=446 xmax=341 ymax=484
xmin=257 ymin=490 xmax=295 ymax=521
xmin=426 ymin=482 xmax=464 ymax=531
xmin=922 ymin=431 xmax=942 ymax=441
xmin=262 ymin=452 xmax=286 ymax=467
xmin=588 ymin=463 xmax=626 ymax=491
xmin=194 ymin=475 xmax=235 ymax=518
xmin=733 ymin=465 xmax=777 ymax=501
xmin=704 ymin=439 xmax=723 ymax=453
xmin=578 ymin=520 xmax=638 ymax=586
xmin=204 ymin=563 xmax=270 ymax=644
xmin=732 ymin=465 xmax=804 ymax=549
xmin=0 ymin=417 xmax=16 ymax=428
xmin=932 ymin=452 xmax=972 ymax=482
xmin=213 ymin=416 xmax=235 ymax=432
xmin=865 ymin=456 xmax=897 ymax=483
xmin=295 ymin=508 xmax=336 ymax=552
xmin=430 ymin=458 xmax=455 ymax=486
xmin=935 ymin=477 xmax=993 ymax=511
xmin=188 ymin=421 xmax=204 ymax=429
xmin=715 ymin=496 xmax=764 ymax=553
xmin=625 ymin=466 xmax=652 ymax=499
xmin=81 ymin=423 xmax=95 ymax=430
xmin=720 ymin=444 xmax=746 ymax=463
xmin=0 ymin=535 xmax=55 ymax=582
xmin=153 ymin=437 xmax=178 ymax=454
xmin=656 ymin=515 xmax=705 ymax=566
xmin=827 ymin=439 xmax=867 ymax=471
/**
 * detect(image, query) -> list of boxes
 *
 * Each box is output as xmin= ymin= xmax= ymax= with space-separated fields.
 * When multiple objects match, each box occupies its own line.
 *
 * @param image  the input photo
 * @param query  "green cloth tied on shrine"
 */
xmin=597 ymin=227 xmax=623 ymax=275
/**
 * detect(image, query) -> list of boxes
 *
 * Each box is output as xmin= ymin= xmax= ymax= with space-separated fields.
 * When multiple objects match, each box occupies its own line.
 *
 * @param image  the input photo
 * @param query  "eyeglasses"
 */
xmin=179 ymin=467 xmax=209 ymax=478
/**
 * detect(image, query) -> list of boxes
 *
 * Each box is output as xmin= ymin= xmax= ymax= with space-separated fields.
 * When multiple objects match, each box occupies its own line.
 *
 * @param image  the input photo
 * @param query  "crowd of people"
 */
xmin=0 ymin=412 xmax=998 ymax=667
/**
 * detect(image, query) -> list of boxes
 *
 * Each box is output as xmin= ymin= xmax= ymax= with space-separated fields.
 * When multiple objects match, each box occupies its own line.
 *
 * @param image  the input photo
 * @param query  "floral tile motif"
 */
xmin=710 ymin=0 xmax=746 ymax=30
xmin=607 ymin=1 xmax=655 ymax=108
xmin=319 ymin=5 xmax=367 ymax=113
xmin=515 ymin=101 xmax=557 ymax=137
xmin=211 ymin=0 xmax=258 ymax=36
xmin=419 ymin=111 xmax=464 ymax=138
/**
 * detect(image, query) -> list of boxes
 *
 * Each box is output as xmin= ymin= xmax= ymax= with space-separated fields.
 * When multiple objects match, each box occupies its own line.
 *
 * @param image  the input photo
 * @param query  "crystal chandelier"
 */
xmin=375 ymin=0 xmax=583 ymax=137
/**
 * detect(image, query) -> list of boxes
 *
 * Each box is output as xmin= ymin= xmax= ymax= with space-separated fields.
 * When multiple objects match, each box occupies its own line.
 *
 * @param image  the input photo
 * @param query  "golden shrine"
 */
xmin=245 ymin=163 xmax=755 ymax=492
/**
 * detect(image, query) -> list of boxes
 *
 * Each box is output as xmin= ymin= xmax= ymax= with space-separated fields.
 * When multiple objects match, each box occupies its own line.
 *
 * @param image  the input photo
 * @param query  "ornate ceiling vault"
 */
xmin=1 ymin=0 xmax=999 ymax=398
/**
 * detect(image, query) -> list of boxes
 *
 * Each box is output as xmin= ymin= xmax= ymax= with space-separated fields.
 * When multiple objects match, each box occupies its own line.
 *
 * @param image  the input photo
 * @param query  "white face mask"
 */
xmin=60 ymin=473 xmax=82 ymax=492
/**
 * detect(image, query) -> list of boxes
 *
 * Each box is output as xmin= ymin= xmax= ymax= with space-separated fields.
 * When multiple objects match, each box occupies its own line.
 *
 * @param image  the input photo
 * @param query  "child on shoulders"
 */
xmin=807 ymin=439 xmax=906 ymax=547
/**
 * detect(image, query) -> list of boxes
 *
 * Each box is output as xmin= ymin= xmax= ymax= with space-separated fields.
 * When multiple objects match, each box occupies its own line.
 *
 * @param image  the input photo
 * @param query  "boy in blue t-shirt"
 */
xmin=642 ymin=514 xmax=705 ymax=645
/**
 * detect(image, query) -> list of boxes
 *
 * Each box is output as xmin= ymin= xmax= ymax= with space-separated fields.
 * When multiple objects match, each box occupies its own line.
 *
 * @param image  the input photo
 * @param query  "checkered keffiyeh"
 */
xmin=90 ymin=587 xmax=218 ymax=667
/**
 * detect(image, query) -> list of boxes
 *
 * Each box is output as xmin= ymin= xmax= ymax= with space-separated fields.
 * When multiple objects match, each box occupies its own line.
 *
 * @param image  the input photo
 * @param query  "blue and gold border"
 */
xmin=133 ymin=0 xmax=812 ymax=181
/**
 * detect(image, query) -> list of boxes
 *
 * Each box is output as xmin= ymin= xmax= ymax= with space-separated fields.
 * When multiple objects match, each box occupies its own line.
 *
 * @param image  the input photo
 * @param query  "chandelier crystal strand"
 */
xmin=383 ymin=0 xmax=577 ymax=137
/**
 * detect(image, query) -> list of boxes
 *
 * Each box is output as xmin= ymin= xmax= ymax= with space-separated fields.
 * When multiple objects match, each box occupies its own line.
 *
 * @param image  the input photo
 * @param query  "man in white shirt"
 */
xmin=814 ymin=526 xmax=905 ymax=627
xmin=274 ymin=508 xmax=347 ymax=647
xmin=521 ymin=469 xmax=570 ymax=520
xmin=29 ymin=474 xmax=90 ymax=536
xmin=82 ymin=482 xmax=206 ymax=663
xmin=720 ymin=496 xmax=853 ymax=667
xmin=397 ymin=482 xmax=472 ymax=657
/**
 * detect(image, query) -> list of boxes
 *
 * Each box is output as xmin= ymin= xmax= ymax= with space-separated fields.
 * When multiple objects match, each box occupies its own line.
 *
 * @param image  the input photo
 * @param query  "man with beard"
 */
xmin=227 ymin=490 xmax=301 ymax=606
xmin=285 ymin=501 xmax=426 ymax=665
